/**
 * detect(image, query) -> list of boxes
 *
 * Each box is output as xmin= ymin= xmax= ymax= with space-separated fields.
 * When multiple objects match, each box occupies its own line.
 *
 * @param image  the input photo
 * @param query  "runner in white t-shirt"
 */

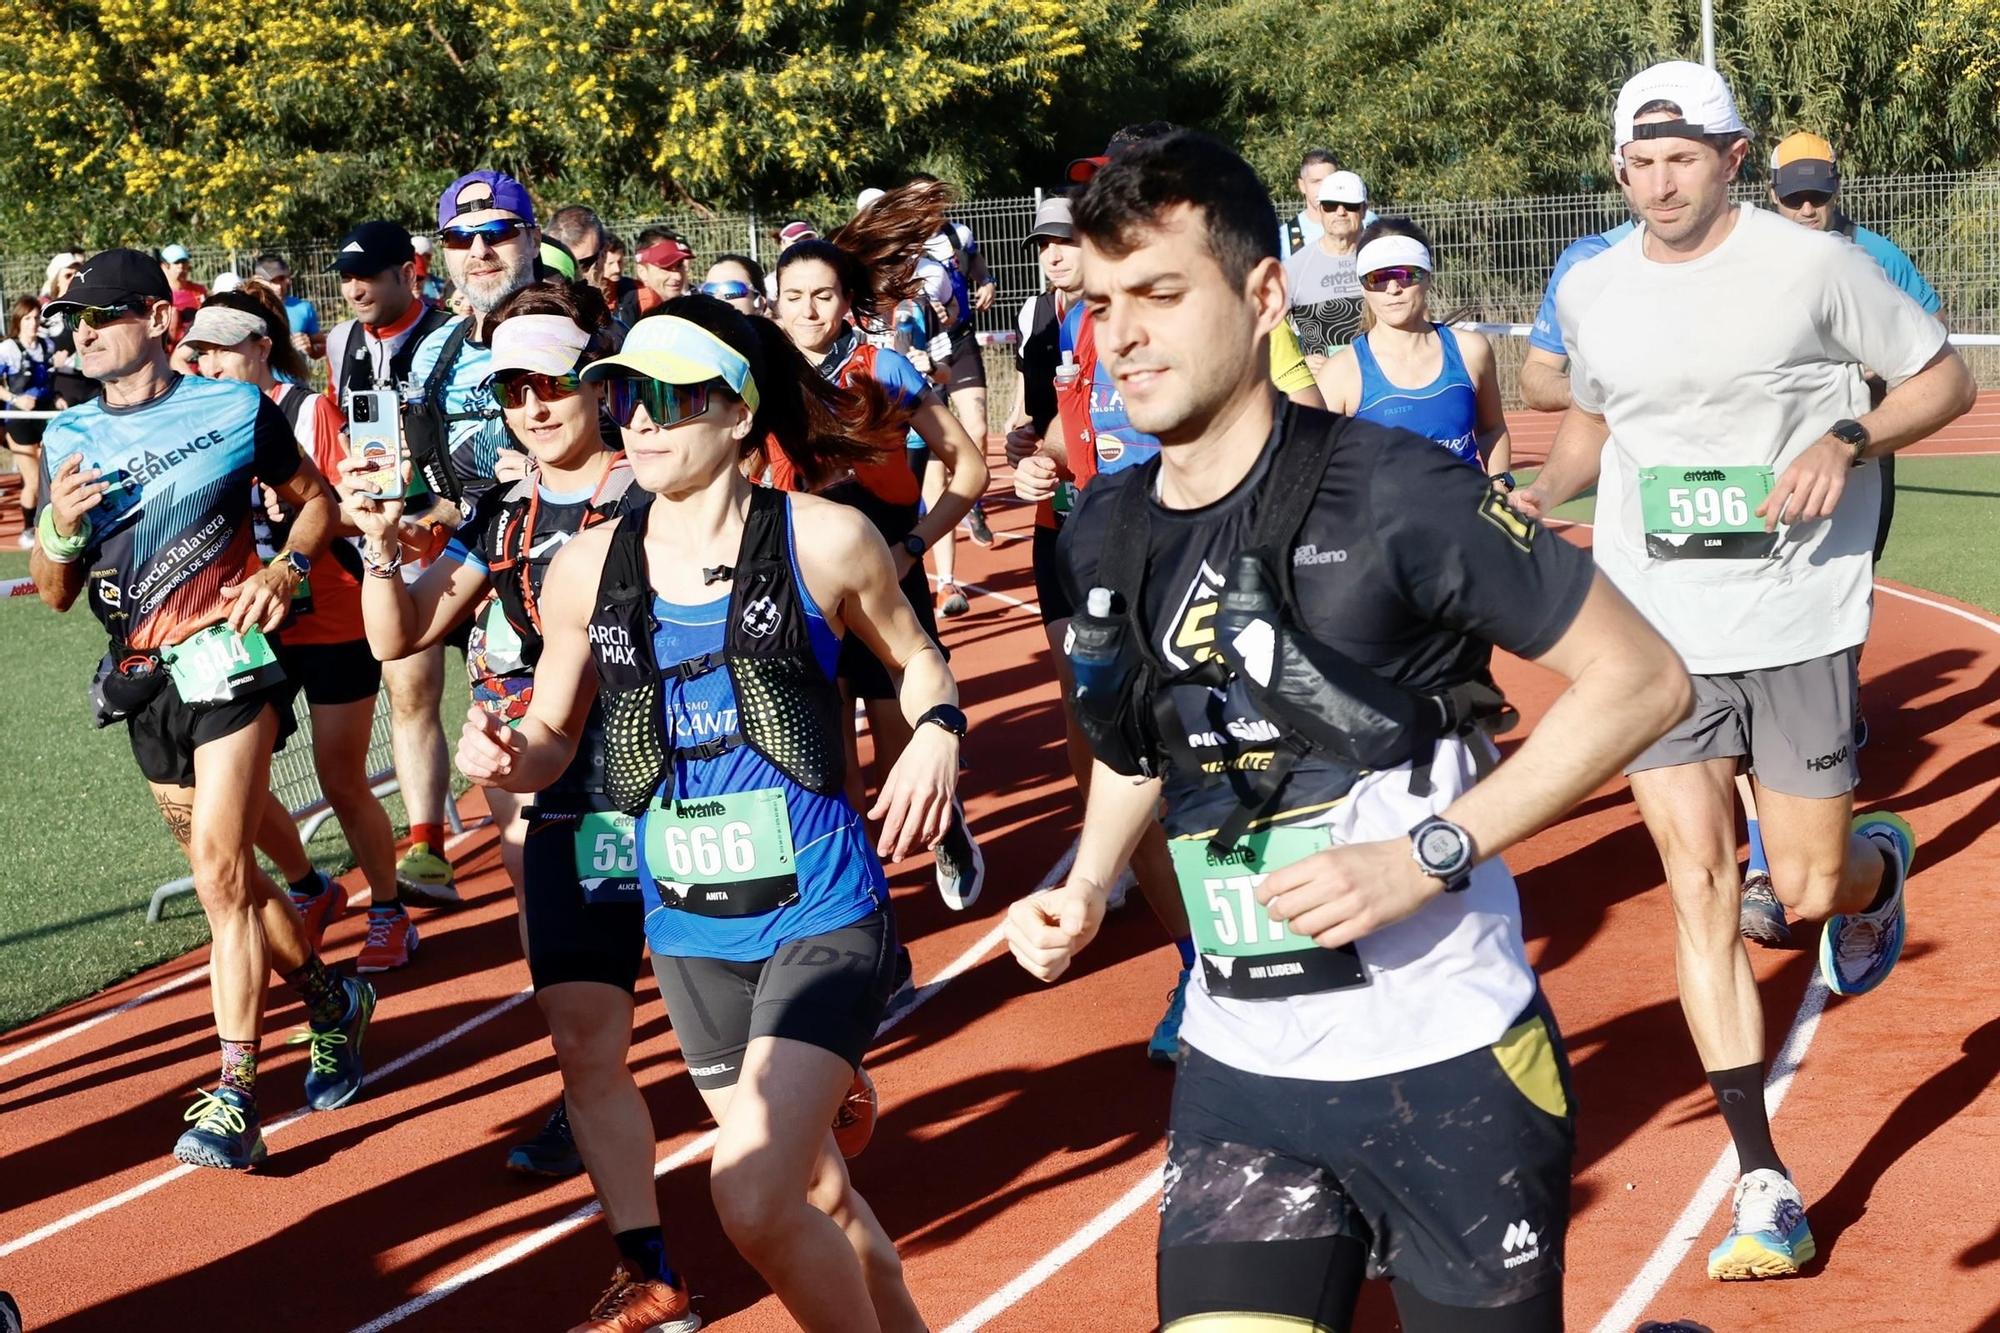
xmin=1514 ymin=61 xmax=1976 ymax=1283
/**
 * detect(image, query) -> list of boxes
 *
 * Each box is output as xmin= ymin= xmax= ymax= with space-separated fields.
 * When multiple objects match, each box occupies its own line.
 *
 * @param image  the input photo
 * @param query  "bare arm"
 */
xmin=904 ymin=396 xmax=989 ymax=556
xmin=1465 ymin=331 xmax=1513 ymax=479
xmin=225 ymin=459 xmax=336 ymax=634
xmin=1314 ymin=348 xmax=1361 ymax=415
xmin=1517 ymin=346 xmax=1574 ymax=413
xmin=360 ymin=551 xmax=490 ymax=661
xmin=1010 ymin=760 xmax=1163 ymax=980
xmin=1512 ymin=404 xmax=1608 ymax=520
xmin=31 ymin=453 xmax=94 ymax=611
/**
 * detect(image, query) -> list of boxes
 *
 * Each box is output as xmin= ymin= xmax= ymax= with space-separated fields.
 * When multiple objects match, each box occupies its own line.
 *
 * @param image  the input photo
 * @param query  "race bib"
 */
xmin=1168 ymin=825 xmax=1369 ymax=1001
xmin=163 ymin=624 xmax=286 ymax=705
xmin=1636 ymin=465 xmax=1778 ymax=560
xmin=574 ymin=810 xmax=641 ymax=905
xmin=1052 ymin=480 xmax=1077 ymax=516
xmin=643 ymin=788 xmax=799 ymax=918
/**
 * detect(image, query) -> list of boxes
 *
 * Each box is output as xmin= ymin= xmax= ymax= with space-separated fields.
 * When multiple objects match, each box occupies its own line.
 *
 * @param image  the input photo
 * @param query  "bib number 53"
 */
xmin=655 ymin=821 xmax=757 ymax=879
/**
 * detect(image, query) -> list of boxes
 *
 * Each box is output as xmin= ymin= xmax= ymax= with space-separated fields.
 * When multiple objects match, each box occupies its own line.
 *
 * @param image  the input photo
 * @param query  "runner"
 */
xmin=1005 ymin=130 xmax=1689 ymax=1332
xmin=30 ymin=249 xmax=375 ymax=1170
xmin=700 ymin=255 xmax=768 ymax=316
xmin=2 ymin=296 xmax=58 ymax=548
xmin=772 ymin=186 xmax=990 ymax=910
xmin=340 ymin=282 xmax=697 ymax=1331
xmin=1315 ymin=219 xmax=1514 ymax=486
xmin=458 ymin=301 xmax=945 ymax=1333
xmin=910 ymin=174 xmax=1000 ymax=561
xmin=1283 ymin=169 xmax=1369 ymax=357
xmin=1281 ymin=147 xmax=1342 ymax=256
xmin=1514 ymin=62 xmax=1975 ymax=1280
xmin=181 ymin=287 xmax=415 ymax=972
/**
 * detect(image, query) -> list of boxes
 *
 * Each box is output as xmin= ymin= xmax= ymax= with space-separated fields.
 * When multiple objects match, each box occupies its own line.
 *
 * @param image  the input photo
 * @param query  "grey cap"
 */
xmin=1025 ymin=196 xmax=1075 ymax=246
xmin=181 ymin=305 xmax=270 ymax=349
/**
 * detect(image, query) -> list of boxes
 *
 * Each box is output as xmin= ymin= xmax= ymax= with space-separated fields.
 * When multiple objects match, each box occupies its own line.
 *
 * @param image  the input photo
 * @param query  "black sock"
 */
xmin=1708 ymin=1063 xmax=1785 ymax=1177
xmin=288 ymin=870 xmax=324 ymax=897
xmin=284 ymin=955 xmax=349 ymax=1027
xmin=614 ymin=1227 xmax=679 ymax=1288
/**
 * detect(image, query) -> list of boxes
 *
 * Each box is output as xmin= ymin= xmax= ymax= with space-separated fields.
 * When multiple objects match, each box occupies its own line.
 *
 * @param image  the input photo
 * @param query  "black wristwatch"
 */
xmin=1491 ymin=471 xmax=1517 ymax=493
xmin=1828 ymin=418 xmax=1870 ymax=467
xmin=916 ymin=703 xmax=968 ymax=739
xmin=900 ymin=533 xmax=928 ymax=558
xmin=1409 ymin=816 xmax=1476 ymax=893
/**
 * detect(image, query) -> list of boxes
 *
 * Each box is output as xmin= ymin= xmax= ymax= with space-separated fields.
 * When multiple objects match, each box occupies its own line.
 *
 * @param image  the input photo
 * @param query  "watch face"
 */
xmin=1416 ymin=822 xmax=1469 ymax=875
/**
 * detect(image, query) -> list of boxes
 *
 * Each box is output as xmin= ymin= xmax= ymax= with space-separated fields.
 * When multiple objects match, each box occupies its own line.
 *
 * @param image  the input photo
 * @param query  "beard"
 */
xmin=462 ymin=251 xmax=535 ymax=314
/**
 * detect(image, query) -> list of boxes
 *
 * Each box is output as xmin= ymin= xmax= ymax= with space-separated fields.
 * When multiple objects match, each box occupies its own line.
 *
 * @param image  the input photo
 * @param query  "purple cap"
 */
xmin=437 ymin=171 xmax=537 ymax=230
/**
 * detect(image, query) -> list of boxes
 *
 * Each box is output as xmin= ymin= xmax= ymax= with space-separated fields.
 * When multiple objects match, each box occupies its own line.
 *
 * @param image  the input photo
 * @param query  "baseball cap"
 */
xmin=778 ymin=220 xmax=818 ymax=247
xmin=411 ymin=235 xmax=434 ymax=256
xmin=1613 ymin=61 xmax=1748 ymax=154
xmin=211 ymin=271 xmax=243 ymax=293
xmin=1025 ymin=196 xmax=1075 ymax=246
xmin=331 ymin=220 xmax=417 ymax=277
xmin=1771 ymin=131 xmax=1839 ymax=196
xmin=45 ymin=248 xmax=173 ymax=313
xmin=1317 ymin=170 xmax=1368 ymax=206
xmin=181 ymin=304 xmax=271 ymax=349
xmin=486 ymin=313 xmax=591 ymax=378
xmin=160 ymin=244 xmax=191 ymax=264
xmin=437 ymin=170 xmax=537 ymax=229
xmin=539 ymin=239 xmax=579 ymax=281
xmin=637 ymin=238 xmax=694 ymax=269
xmin=856 ymin=188 xmax=886 ymax=212
xmin=582 ymin=315 xmax=761 ymax=411
xmin=1066 ymin=155 xmax=1110 ymax=185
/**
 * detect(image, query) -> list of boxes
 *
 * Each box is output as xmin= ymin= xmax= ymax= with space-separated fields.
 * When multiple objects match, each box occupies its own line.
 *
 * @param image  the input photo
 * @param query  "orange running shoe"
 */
xmin=288 ymin=871 xmax=347 ymax=954
xmin=567 ymin=1265 xmax=700 ymax=1333
xmin=355 ymin=905 xmax=419 ymax=974
xmin=833 ymin=1067 xmax=878 ymax=1159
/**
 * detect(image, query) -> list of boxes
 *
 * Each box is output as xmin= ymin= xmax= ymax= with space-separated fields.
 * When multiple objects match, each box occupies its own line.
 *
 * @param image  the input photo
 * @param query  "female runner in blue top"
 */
xmin=1317 ymin=219 xmax=1514 ymax=490
xmin=458 ymin=296 xmax=955 ymax=1333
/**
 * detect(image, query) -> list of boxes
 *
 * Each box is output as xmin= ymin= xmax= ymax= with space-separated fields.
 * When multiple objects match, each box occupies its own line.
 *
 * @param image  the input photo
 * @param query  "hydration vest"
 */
xmin=586 ymin=486 xmax=848 ymax=815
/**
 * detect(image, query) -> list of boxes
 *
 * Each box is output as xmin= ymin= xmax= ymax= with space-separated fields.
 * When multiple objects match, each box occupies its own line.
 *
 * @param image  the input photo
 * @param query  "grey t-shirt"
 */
xmin=1283 ymin=243 xmax=1365 ymax=355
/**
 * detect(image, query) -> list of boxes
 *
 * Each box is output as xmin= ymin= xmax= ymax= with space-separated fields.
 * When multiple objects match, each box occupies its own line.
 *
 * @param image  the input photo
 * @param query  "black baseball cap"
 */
xmin=331 ymin=220 xmax=418 ymax=277
xmin=44 ymin=248 xmax=171 ymax=313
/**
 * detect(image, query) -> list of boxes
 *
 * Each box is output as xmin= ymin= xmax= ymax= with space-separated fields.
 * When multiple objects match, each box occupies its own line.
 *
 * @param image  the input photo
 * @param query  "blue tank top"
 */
xmin=1352 ymin=323 xmax=1481 ymax=467
xmin=640 ymin=520 xmax=886 ymax=961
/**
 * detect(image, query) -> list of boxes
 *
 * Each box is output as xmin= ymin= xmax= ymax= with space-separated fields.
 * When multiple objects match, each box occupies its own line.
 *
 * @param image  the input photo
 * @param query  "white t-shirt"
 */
xmin=1282 ymin=242 xmax=1364 ymax=356
xmin=1558 ymin=206 xmax=1947 ymax=674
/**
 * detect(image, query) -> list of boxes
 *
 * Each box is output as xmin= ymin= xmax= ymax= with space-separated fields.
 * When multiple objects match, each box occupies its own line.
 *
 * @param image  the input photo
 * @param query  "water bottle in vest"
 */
xmin=1068 ymin=587 xmax=1126 ymax=701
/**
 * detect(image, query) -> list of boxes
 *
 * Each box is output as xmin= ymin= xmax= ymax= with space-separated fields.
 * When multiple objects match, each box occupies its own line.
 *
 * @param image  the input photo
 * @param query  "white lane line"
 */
xmin=0 ymin=986 xmax=535 ymax=1258
xmin=0 ymin=965 xmax=212 ymax=1071
xmin=1876 ymin=583 xmax=2000 ymax=638
xmin=943 ymin=1165 xmax=1165 ymax=1333
xmin=1590 ymin=976 xmax=1830 ymax=1333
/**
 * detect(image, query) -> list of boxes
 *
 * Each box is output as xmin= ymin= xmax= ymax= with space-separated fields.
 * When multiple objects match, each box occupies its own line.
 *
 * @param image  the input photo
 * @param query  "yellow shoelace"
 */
xmin=286 ymin=1026 xmax=348 ymax=1075
xmin=183 ymin=1088 xmax=248 ymax=1134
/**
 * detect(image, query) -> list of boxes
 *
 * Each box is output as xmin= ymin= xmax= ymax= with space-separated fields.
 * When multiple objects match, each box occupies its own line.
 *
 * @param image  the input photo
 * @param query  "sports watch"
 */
xmin=900 ymin=533 xmax=929 ymax=558
xmin=275 ymin=549 xmax=312 ymax=582
xmin=916 ymin=703 xmax=968 ymax=739
xmin=1409 ymin=816 xmax=1476 ymax=893
xmin=1828 ymin=418 xmax=1870 ymax=466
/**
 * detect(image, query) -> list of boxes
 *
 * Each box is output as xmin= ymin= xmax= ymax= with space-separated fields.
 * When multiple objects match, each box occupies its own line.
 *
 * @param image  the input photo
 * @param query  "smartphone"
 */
xmin=344 ymin=389 xmax=405 ymax=498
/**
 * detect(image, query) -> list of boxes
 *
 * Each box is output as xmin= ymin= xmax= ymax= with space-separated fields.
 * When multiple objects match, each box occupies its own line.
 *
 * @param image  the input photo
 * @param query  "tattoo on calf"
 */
xmin=154 ymin=790 xmax=195 ymax=846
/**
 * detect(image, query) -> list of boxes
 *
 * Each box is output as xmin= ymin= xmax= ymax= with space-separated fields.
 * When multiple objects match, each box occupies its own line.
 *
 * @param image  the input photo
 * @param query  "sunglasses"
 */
xmin=699 ymin=281 xmax=756 ymax=301
xmin=1360 ymin=266 xmax=1429 ymax=292
xmin=571 ymin=250 xmax=600 ymax=270
xmin=605 ymin=377 xmax=716 ymax=430
xmin=1778 ymin=191 xmax=1834 ymax=209
xmin=440 ymin=219 xmax=530 ymax=250
xmin=1322 ymin=200 xmax=1367 ymax=214
xmin=493 ymin=370 xmax=584 ymax=409
xmin=71 ymin=302 xmax=151 ymax=329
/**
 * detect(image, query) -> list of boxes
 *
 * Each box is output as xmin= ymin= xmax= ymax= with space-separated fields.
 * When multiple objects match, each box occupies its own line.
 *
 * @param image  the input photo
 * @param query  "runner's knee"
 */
xmin=711 ymin=1149 xmax=807 ymax=1258
xmin=1767 ymin=840 xmax=1856 ymax=920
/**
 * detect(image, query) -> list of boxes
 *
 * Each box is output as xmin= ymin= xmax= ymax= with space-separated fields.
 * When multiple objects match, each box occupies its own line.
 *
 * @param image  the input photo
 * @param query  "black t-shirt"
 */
xmin=1058 ymin=408 xmax=1596 ymax=834
xmin=1015 ymin=292 xmax=1063 ymax=434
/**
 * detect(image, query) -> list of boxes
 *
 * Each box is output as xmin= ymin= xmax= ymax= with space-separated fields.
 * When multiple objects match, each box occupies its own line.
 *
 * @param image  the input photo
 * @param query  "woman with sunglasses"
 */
xmin=339 ymin=281 xmax=700 ymax=1332
xmin=701 ymin=255 xmax=768 ymax=316
xmin=1317 ymin=219 xmax=1514 ymax=490
xmin=771 ymin=184 xmax=990 ymax=909
xmin=458 ymin=297 xmax=946 ymax=1333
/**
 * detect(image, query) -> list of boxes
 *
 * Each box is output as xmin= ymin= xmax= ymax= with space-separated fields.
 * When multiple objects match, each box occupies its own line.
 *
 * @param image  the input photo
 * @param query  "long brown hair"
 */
xmin=775 ymin=180 xmax=952 ymax=330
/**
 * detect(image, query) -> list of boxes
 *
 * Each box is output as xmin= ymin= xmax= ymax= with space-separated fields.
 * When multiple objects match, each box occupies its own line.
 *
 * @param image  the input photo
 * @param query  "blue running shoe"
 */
xmin=173 ymin=1085 xmax=267 ymax=1170
xmin=506 ymin=1100 xmax=585 ymax=1178
xmin=1147 ymin=968 xmax=1190 ymax=1066
xmin=1707 ymin=1168 xmax=1814 ymax=1279
xmin=291 ymin=974 xmax=376 ymax=1110
xmin=1738 ymin=870 xmax=1791 ymax=948
xmin=1820 ymin=813 xmax=1915 ymax=997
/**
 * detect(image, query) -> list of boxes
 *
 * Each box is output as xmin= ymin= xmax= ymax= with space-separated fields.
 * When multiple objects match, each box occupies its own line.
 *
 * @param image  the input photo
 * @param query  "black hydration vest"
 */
xmin=586 ymin=486 xmax=848 ymax=815
xmin=331 ymin=305 xmax=454 ymax=400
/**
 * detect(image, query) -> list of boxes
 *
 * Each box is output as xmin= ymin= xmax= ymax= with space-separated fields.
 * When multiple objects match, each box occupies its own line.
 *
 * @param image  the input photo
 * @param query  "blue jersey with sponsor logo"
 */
xmin=1530 ymin=221 xmax=1637 ymax=356
xmin=39 ymin=375 xmax=302 ymax=650
xmin=1353 ymin=323 xmax=1482 ymax=467
xmin=405 ymin=315 xmax=508 ymax=510
xmin=1059 ymin=301 xmax=1162 ymax=475
xmin=640 ymin=507 xmax=886 ymax=961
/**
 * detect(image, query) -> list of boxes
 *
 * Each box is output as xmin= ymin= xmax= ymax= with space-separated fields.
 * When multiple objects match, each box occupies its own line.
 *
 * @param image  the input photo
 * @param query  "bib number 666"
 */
xmin=656 ymin=821 xmax=756 ymax=879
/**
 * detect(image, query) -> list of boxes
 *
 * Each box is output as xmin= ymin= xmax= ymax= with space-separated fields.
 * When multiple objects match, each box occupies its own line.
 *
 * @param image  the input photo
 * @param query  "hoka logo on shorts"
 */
xmin=741 ymin=595 xmax=780 ymax=638
xmin=1502 ymin=1219 xmax=1541 ymax=1268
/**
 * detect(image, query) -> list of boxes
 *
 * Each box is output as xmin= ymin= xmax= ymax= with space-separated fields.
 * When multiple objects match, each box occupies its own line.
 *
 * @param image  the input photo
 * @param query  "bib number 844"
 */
xmin=655 ymin=821 xmax=757 ymax=879
xmin=1665 ymin=484 xmax=1751 ymax=530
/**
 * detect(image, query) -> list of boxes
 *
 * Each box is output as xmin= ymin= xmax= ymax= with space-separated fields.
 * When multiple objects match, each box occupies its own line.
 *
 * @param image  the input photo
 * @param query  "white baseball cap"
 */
xmin=1614 ymin=60 xmax=1748 ymax=156
xmin=1316 ymin=170 xmax=1368 ymax=206
xmin=856 ymin=187 xmax=886 ymax=212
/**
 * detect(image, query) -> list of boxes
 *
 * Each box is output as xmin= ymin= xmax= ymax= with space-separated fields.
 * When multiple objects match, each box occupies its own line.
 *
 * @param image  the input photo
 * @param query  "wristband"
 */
xmin=37 ymin=506 xmax=89 ymax=563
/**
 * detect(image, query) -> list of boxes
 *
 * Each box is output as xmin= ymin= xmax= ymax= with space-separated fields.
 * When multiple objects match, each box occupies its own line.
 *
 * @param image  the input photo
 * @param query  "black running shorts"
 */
xmin=128 ymin=676 xmax=297 ymax=788
xmin=519 ymin=804 xmax=648 ymax=993
xmin=275 ymin=637 xmax=382 ymax=708
xmin=942 ymin=329 xmax=987 ymax=392
xmin=650 ymin=910 xmax=898 ymax=1090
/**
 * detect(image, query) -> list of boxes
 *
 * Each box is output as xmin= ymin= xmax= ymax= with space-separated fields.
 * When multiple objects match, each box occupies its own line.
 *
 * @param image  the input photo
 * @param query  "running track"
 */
xmin=4 ymin=422 xmax=2000 ymax=1331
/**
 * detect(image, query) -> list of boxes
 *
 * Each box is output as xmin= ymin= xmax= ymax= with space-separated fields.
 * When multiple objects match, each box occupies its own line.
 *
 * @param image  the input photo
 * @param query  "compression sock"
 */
xmin=410 ymin=822 xmax=445 ymax=852
xmin=1745 ymin=818 xmax=1770 ymax=877
xmin=219 ymin=1039 xmax=258 ymax=1096
xmin=614 ymin=1227 xmax=681 ymax=1288
xmin=284 ymin=956 xmax=350 ymax=1028
xmin=1708 ymin=1063 xmax=1785 ymax=1177
xmin=288 ymin=870 xmax=324 ymax=897
xmin=1174 ymin=937 xmax=1197 ymax=971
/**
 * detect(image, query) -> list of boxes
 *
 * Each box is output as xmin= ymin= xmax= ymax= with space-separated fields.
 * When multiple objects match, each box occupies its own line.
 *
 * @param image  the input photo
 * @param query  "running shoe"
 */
xmin=937 ymin=580 xmax=971 ymax=619
xmin=833 ymin=1067 xmax=879 ymax=1158
xmin=173 ymin=1085 xmax=267 ymax=1170
xmin=1147 ymin=967 xmax=1190 ymax=1066
xmin=290 ymin=974 xmax=376 ymax=1111
xmin=567 ymin=1264 xmax=700 ymax=1333
xmin=289 ymin=870 xmax=347 ymax=954
xmin=0 ymin=1289 xmax=19 ymax=1333
xmin=356 ymin=905 xmax=419 ymax=973
xmin=962 ymin=505 xmax=995 ymax=547
xmin=1706 ymin=1168 xmax=1814 ymax=1280
xmin=934 ymin=802 xmax=985 ymax=911
xmin=507 ymin=1100 xmax=585 ymax=1177
xmin=1820 ymin=812 xmax=1915 ymax=997
xmin=1737 ymin=870 xmax=1791 ymax=949
xmin=396 ymin=841 xmax=462 ymax=906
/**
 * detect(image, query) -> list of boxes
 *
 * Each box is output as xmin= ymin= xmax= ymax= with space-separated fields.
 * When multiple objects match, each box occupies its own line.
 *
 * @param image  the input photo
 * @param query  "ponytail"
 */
xmin=775 ymin=179 xmax=952 ymax=331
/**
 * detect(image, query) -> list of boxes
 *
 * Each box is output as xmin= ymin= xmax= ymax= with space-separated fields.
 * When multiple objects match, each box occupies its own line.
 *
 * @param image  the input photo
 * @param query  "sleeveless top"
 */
xmin=1352 ymin=322 xmax=1480 ymax=467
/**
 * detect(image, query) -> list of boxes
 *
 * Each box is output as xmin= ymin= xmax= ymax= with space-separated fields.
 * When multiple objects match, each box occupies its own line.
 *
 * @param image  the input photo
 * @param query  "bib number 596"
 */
xmin=656 ymin=821 xmax=757 ymax=879
xmin=1666 ymin=484 xmax=1750 ymax=530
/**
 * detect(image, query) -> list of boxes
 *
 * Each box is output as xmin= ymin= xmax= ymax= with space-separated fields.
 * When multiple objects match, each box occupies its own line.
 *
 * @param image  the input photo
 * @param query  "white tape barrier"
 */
xmin=1456 ymin=321 xmax=2000 ymax=348
xmin=0 ymin=409 xmax=59 ymax=419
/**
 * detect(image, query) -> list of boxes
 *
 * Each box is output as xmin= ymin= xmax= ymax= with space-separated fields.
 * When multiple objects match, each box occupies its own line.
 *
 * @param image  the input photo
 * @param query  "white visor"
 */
xmin=1355 ymin=235 xmax=1433 ymax=278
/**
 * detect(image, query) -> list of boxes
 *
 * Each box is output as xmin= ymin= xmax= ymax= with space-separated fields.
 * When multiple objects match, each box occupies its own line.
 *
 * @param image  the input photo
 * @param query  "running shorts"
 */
xmin=1031 ymin=523 xmax=1074 ymax=624
xmin=275 ymin=637 xmax=382 ymax=708
xmin=1625 ymin=646 xmax=1860 ymax=798
xmin=1159 ymin=994 xmax=1574 ymax=1322
xmin=650 ymin=910 xmax=898 ymax=1090
xmin=127 ymin=676 xmax=298 ymax=788
xmin=519 ymin=803 xmax=648 ymax=993
xmin=942 ymin=329 xmax=987 ymax=392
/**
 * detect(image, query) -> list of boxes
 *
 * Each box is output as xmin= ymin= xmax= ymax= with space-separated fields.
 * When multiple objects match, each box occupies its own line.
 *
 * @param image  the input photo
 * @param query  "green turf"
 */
xmin=0 ymin=549 xmax=471 ymax=1033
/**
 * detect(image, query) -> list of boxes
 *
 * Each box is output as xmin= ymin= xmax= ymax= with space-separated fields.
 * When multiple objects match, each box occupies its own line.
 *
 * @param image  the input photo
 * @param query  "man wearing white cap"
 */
xmin=1282 ymin=169 xmax=1369 ymax=357
xmin=158 ymin=242 xmax=206 ymax=351
xmin=1516 ymin=60 xmax=1976 ymax=1280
